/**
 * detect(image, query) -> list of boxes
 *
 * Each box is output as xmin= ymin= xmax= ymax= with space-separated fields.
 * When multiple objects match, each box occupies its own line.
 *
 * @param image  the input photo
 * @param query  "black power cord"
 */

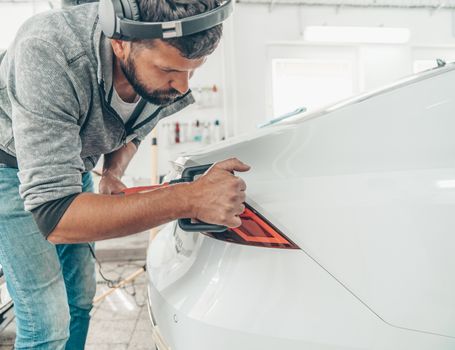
xmin=88 ymin=243 xmax=118 ymax=288
xmin=87 ymin=243 xmax=147 ymax=307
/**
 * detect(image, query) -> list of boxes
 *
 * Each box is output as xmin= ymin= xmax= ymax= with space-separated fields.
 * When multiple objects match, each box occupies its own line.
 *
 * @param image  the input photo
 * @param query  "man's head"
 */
xmin=111 ymin=0 xmax=223 ymax=105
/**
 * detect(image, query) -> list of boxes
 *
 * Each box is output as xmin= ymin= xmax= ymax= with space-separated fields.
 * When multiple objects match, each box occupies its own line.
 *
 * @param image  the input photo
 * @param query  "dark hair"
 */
xmin=136 ymin=0 xmax=223 ymax=59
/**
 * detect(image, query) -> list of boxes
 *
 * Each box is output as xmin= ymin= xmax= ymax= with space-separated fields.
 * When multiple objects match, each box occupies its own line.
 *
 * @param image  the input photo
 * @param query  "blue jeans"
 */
xmin=0 ymin=165 xmax=96 ymax=349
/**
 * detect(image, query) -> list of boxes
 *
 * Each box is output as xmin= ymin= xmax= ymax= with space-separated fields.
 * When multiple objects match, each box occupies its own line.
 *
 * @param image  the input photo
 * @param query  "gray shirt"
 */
xmin=0 ymin=4 xmax=194 ymax=236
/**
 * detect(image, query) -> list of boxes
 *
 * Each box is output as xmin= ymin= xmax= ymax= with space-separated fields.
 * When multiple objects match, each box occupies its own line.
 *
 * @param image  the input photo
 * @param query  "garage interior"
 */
xmin=1 ymin=0 xmax=455 ymax=349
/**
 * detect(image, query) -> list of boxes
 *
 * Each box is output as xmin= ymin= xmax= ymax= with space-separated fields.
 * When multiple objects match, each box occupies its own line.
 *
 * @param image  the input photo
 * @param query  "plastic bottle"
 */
xmin=175 ymin=122 xmax=180 ymax=144
xmin=180 ymin=123 xmax=187 ymax=143
xmin=187 ymin=121 xmax=193 ymax=143
xmin=202 ymin=122 xmax=211 ymax=144
xmin=194 ymin=120 xmax=202 ymax=142
xmin=163 ymin=123 xmax=173 ymax=146
xmin=213 ymin=119 xmax=222 ymax=143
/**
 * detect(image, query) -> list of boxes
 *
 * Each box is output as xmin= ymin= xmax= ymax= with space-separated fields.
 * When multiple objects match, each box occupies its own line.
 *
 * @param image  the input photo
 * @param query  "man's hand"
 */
xmin=99 ymin=171 xmax=127 ymax=195
xmin=98 ymin=141 xmax=138 ymax=195
xmin=189 ymin=158 xmax=250 ymax=228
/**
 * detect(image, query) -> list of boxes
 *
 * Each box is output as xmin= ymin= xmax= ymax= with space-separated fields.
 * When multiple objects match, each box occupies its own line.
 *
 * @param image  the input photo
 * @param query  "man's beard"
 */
xmin=120 ymin=57 xmax=182 ymax=106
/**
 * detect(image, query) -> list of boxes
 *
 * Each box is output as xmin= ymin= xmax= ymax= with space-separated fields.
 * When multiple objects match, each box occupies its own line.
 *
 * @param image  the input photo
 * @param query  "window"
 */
xmin=272 ymin=58 xmax=355 ymax=117
xmin=266 ymin=44 xmax=359 ymax=120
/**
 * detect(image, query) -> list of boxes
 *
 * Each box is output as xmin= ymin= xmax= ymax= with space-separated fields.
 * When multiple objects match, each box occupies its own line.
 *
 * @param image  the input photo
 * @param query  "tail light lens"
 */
xmin=203 ymin=204 xmax=299 ymax=250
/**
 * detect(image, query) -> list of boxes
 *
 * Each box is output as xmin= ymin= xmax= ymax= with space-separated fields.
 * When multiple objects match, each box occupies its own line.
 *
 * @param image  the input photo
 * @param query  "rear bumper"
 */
xmin=147 ymin=287 xmax=171 ymax=350
xmin=146 ymin=222 xmax=455 ymax=350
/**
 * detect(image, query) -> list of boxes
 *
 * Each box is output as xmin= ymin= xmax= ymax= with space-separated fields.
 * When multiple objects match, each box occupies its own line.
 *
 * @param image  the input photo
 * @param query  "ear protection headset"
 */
xmin=99 ymin=0 xmax=233 ymax=40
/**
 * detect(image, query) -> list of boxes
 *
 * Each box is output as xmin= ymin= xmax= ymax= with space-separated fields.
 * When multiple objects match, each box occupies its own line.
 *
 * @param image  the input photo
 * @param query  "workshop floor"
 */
xmin=0 ymin=233 xmax=155 ymax=350
xmin=86 ymin=260 xmax=155 ymax=350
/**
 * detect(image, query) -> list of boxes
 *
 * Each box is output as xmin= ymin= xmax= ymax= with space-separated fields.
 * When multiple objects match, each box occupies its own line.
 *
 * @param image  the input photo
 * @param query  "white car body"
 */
xmin=146 ymin=64 xmax=455 ymax=350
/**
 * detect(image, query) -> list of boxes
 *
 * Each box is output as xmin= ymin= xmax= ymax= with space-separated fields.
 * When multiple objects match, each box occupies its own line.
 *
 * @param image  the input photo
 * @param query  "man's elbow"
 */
xmin=46 ymin=228 xmax=68 ymax=244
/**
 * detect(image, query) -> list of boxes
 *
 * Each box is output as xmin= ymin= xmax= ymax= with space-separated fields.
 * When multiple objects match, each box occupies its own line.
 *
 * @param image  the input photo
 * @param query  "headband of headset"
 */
xmin=99 ymin=0 xmax=233 ymax=40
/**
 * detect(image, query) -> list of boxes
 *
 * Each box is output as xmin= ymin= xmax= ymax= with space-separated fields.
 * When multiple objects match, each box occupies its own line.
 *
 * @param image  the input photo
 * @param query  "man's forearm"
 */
xmin=103 ymin=141 xmax=138 ymax=178
xmin=48 ymin=183 xmax=193 ymax=244
xmin=47 ymin=158 xmax=250 ymax=245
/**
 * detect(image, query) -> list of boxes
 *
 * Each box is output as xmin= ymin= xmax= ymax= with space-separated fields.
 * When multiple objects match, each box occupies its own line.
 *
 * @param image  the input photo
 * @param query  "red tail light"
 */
xmin=203 ymin=204 xmax=299 ymax=250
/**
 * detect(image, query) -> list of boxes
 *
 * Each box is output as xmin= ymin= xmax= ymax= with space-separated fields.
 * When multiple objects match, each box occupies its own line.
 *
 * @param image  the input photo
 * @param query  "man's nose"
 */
xmin=170 ymin=72 xmax=190 ymax=95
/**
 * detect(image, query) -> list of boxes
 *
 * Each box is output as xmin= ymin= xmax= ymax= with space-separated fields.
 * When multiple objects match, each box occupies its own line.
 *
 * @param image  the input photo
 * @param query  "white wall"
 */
xmin=228 ymin=4 xmax=455 ymax=135
xmin=0 ymin=2 xmax=56 ymax=49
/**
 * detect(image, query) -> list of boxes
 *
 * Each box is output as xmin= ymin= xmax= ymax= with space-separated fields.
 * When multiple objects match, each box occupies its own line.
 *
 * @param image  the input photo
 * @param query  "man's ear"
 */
xmin=110 ymin=39 xmax=131 ymax=60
